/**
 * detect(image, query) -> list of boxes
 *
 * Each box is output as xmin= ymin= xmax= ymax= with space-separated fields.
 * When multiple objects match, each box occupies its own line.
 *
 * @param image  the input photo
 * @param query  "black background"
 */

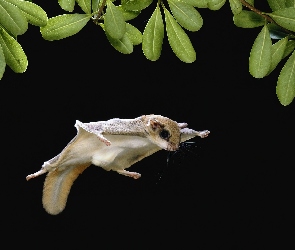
xmin=2 ymin=1 xmax=294 ymax=248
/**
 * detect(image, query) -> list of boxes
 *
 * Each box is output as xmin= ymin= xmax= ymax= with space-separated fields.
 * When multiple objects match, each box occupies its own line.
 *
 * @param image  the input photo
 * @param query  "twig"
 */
xmin=240 ymin=0 xmax=295 ymax=37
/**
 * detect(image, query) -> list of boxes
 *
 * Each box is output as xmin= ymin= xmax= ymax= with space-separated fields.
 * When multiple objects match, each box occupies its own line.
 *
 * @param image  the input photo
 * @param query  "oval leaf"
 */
xmin=207 ymin=0 xmax=226 ymax=10
xmin=283 ymin=40 xmax=295 ymax=59
xmin=267 ymin=0 xmax=286 ymax=11
xmin=164 ymin=7 xmax=196 ymax=63
xmin=276 ymin=50 xmax=295 ymax=105
xmin=0 ymin=0 xmax=28 ymax=36
xmin=105 ymin=0 xmax=126 ymax=39
xmin=58 ymin=0 xmax=75 ymax=12
xmin=92 ymin=0 xmax=99 ymax=12
xmin=0 ymin=44 xmax=6 ymax=79
xmin=76 ymin=0 xmax=91 ymax=14
xmin=142 ymin=5 xmax=164 ymax=61
xmin=126 ymin=23 xmax=142 ymax=45
xmin=6 ymin=0 xmax=47 ymax=27
xmin=180 ymin=0 xmax=208 ymax=8
xmin=117 ymin=5 xmax=140 ymax=21
xmin=268 ymin=37 xmax=288 ymax=74
xmin=268 ymin=8 xmax=295 ymax=32
xmin=105 ymin=31 xmax=133 ymax=54
xmin=285 ymin=0 xmax=295 ymax=8
xmin=168 ymin=0 xmax=203 ymax=32
xmin=249 ymin=25 xmax=272 ymax=78
xmin=121 ymin=0 xmax=152 ymax=11
xmin=229 ymin=0 xmax=242 ymax=15
xmin=233 ymin=10 xmax=265 ymax=28
xmin=40 ymin=14 xmax=91 ymax=41
xmin=0 ymin=27 xmax=27 ymax=73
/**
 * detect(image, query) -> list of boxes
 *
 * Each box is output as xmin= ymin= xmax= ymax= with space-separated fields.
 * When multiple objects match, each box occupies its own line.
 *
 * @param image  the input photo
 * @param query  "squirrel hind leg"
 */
xmin=42 ymin=163 xmax=90 ymax=215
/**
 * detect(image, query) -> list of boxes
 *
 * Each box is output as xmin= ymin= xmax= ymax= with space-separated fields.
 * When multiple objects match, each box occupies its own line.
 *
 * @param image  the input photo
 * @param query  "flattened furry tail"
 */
xmin=42 ymin=163 xmax=90 ymax=215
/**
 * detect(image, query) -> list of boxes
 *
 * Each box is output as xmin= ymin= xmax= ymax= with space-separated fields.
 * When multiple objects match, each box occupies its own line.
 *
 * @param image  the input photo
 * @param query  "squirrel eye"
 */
xmin=159 ymin=129 xmax=170 ymax=140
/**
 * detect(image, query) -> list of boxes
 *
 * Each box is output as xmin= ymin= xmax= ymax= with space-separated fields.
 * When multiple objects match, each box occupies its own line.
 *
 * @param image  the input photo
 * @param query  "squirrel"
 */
xmin=26 ymin=114 xmax=210 ymax=215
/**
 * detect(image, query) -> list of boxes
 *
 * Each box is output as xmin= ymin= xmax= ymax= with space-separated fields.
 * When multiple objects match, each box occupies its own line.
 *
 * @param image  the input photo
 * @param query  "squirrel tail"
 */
xmin=42 ymin=163 xmax=90 ymax=215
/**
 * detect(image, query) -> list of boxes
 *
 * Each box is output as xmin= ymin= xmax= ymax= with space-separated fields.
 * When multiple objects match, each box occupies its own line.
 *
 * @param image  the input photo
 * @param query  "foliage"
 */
xmin=0 ymin=0 xmax=295 ymax=106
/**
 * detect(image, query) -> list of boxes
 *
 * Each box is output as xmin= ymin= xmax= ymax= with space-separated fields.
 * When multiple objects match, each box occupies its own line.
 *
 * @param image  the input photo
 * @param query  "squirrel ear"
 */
xmin=148 ymin=118 xmax=164 ymax=130
xmin=178 ymin=123 xmax=188 ymax=129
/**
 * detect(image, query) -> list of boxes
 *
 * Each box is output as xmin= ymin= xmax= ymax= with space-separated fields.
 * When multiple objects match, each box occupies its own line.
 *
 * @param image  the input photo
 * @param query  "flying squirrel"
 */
xmin=26 ymin=114 xmax=210 ymax=215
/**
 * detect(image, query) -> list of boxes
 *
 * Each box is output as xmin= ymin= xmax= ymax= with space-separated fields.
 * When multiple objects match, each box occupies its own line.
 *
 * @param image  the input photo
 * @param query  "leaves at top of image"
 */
xmin=276 ymin=50 xmax=295 ymax=106
xmin=229 ymin=0 xmax=242 ymax=15
xmin=76 ymin=0 xmax=91 ymax=14
xmin=40 ymin=14 xmax=91 ymax=40
xmin=233 ymin=10 xmax=265 ymax=28
xmin=6 ymin=0 xmax=48 ymax=27
xmin=0 ymin=0 xmax=28 ymax=36
xmin=249 ymin=25 xmax=272 ymax=78
xmin=0 ymin=43 xmax=5 ymax=80
xmin=58 ymin=0 xmax=75 ymax=12
xmin=180 ymin=0 xmax=208 ymax=8
xmin=0 ymin=26 xmax=27 ymax=73
xmin=168 ymin=0 xmax=203 ymax=32
xmin=164 ymin=7 xmax=196 ymax=63
xmin=121 ymin=0 xmax=153 ymax=11
xmin=268 ymin=8 xmax=295 ymax=32
xmin=267 ymin=0 xmax=286 ymax=12
xmin=207 ymin=0 xmax=226 ymax=11
xmin=105 ymin=0 xmax=126 ymax=39
xmin=285 ymin=0 xmax=295 ymax=8
xmin=142 ymin=5 xmax=164 ymax=61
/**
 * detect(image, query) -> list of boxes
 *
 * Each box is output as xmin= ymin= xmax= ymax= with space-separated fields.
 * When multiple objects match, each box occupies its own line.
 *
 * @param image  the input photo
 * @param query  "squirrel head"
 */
xmin=141 ymin=115 xmax=188 ymax=151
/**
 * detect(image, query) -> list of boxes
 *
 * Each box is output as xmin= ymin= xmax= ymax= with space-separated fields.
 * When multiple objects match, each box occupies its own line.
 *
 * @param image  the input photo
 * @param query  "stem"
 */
xmin=92 ymin=0 xmax=107 ymax=24
xmin=240 ymin=0 xmax=295 ymax=37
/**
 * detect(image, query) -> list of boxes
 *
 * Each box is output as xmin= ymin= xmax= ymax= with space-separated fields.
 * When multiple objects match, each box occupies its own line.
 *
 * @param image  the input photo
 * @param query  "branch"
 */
xmin=92 ymin=0 xmax=107 ymax=24
xmin=240 ymin=0 xmax=295 ymax=37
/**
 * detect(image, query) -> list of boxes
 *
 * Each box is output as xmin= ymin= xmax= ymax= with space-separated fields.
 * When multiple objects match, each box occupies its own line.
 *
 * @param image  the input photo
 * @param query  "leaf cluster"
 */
xmin=0 ymin=0 xmax=48 ymax=79
xmin=232 ymin=0 xmax=295 ymax=105
xmin=1 ymin=0 xmax=295 ymax=106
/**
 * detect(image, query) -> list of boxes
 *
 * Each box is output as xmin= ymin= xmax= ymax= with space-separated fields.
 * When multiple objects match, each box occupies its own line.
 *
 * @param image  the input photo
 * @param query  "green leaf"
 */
xmin=92 ymin=0 xmax=99 ymax=12
xmin=282 ymin=40 xmax=295 ymax=59
xmin=276 ymin=50 xmax=295 ymax=105
xmin=40 ymin=14 xmax=91 ymax=41
xmin=285 ymin=0 xmax=295 ymax=8
xmin=268 ymin=8 xmax=295 ymax=32
xmin=105 ymin=30 xmax=133 ymax=54
xmin=268 ymin=37 xmax=288 ymax=74
xmin=233 ymin=10 xmax=265 ymax=28
xmin=179 ymin=0 xmax=208 ymax=8
xmin=207 ymin=0 xmax=226 ymax=10
xmin=267 ymin=0 xmax=286 ymax=12
xmin=168 ymin=0 xmax=203 ymax=32
xmin=229 ymin=0 xmax=242 ymax=15
xmin=6 ymin=0 xmax=47 ymax=27
xmin=164 ymin=7 xmax=196 ymax=63
xmin=142 ymin=5 xmax=164 ymax=61
xmin=126 ymin=23 xmax=142 ymax=45
xmin=0 ymin=43 xmax=6 ymax=79
xmin=117 ymin=5 xmax=140 ymax=21
xmin=0 ymin=27 xmax=27 ymax=73
xmin=267 ymin=23 xmax=289 ymax=39
xmin=246 ymin=0 xmax=254 ymax=6
xmin=0 ymin=0 xmax=28 ymax=36
xmin=58 ymin=0 xmax=75 ymax=12
xmin=76 ymin=0 xmax=91 ymax=14
xmin=121 ymin=0 xmax=152 ymax=11
xmin=249 ymin=25 xmax=272 ymax=78
xmin=105 ymin=0 xmax=126 ymax=39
